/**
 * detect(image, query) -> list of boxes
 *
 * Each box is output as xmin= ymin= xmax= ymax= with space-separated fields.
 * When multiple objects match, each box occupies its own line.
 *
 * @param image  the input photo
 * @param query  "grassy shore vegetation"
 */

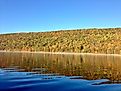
xmin=0 ymin=28 xmax=121 ymax=54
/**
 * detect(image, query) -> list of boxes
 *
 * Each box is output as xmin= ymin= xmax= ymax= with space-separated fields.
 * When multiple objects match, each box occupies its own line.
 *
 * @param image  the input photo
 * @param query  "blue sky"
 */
xmin=0 ymin=0 xmax=121 ymax=34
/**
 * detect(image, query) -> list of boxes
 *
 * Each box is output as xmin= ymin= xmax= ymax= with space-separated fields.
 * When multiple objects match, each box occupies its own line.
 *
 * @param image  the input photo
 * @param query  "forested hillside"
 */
xmin=0 ymin=28 xmax=121 ymax=54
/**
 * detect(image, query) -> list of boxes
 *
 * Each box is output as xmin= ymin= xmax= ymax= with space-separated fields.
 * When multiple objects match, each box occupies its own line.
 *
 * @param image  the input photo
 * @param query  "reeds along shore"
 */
xmin=0 ymin=28 xmax=121 ymax=54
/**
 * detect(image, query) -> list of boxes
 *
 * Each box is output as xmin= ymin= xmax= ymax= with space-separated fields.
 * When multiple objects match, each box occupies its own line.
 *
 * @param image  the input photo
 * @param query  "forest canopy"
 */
xmin=0 ymin=28 xmax=121 ymax=54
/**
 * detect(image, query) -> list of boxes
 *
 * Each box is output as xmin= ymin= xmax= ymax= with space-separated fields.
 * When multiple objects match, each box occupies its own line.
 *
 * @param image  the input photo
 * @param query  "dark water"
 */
xmin=0 ymin=52 xmax=121 ymax=91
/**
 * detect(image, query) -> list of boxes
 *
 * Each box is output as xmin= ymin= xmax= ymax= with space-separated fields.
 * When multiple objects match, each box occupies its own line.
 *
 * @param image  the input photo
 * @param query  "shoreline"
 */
xmin=0 ymin=50 xmax=121 ymax=56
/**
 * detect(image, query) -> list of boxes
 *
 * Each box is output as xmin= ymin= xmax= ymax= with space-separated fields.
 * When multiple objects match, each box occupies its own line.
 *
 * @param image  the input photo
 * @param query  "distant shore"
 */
xmin=1 ymin=28 xmax=121 ymax=55
xmin=0 ymin=50 xmax=121 ymax=56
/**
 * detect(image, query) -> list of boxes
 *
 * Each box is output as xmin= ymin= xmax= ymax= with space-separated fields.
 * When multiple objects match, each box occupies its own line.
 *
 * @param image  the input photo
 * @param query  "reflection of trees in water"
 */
xmin=0 ymin=52 xmax=121 ymax=82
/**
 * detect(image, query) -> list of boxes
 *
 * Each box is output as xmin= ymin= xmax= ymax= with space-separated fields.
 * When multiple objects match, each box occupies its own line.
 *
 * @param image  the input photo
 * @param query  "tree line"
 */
xmin=0 ymin=28 xmax=121 ymax=54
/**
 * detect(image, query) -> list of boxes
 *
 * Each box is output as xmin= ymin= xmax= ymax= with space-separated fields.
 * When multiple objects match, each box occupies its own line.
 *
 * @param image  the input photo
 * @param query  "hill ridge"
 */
xmin=0 ymin=28 xmax=121 ymax=54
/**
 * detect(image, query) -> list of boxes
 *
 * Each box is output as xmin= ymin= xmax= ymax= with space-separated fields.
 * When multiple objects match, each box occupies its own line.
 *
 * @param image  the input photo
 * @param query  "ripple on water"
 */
xmin=1 ymin=69 xmax=121 ymax=91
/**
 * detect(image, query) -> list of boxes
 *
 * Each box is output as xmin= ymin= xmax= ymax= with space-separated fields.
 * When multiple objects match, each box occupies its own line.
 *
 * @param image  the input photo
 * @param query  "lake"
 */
xmin=0 ymin=52 xmax=121 ymax=91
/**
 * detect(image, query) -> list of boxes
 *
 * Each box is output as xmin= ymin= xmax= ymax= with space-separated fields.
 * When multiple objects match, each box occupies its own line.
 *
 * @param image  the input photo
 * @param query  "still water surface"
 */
xmin=0 ymin=52 xmax=121 ymax=91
